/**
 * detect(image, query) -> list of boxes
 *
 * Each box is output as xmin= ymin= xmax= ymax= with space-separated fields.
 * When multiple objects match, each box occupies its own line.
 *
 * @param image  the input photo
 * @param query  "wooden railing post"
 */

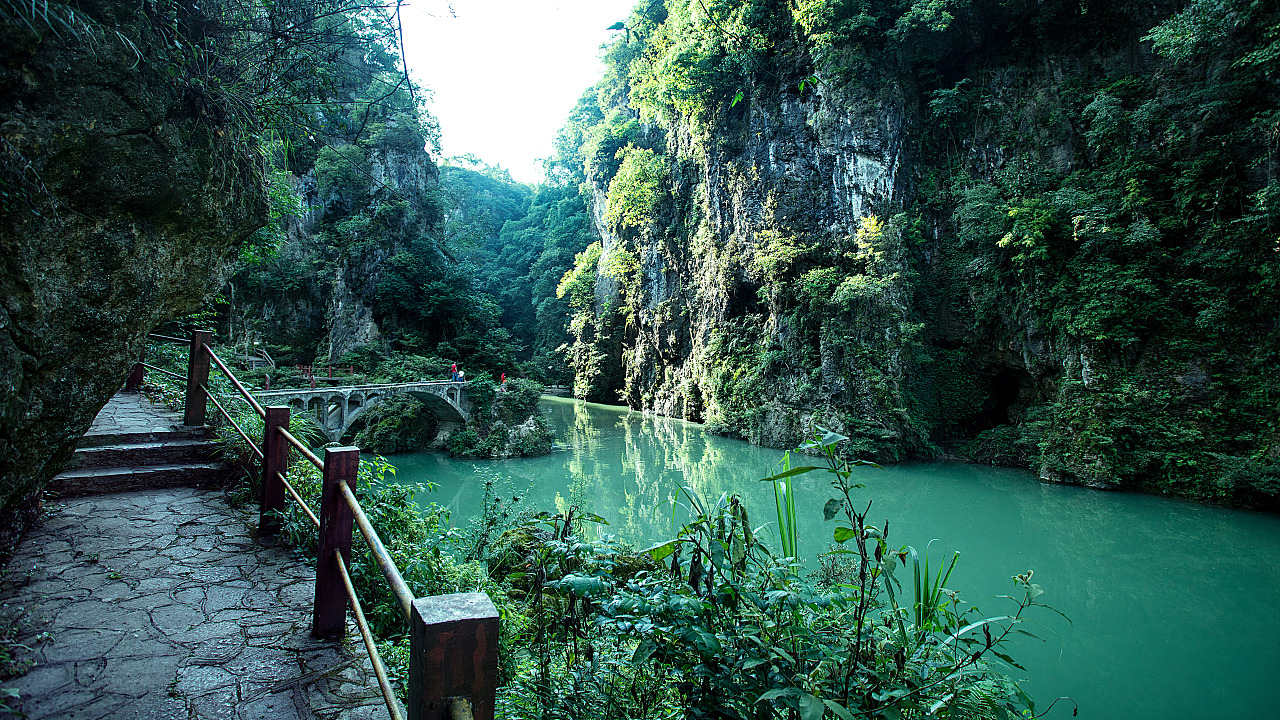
xmin=314 ymin=446 xmax=359 ymax=638
xmin=125 ymin=342 xmax=145 ymax=391
xmin=125 ymin=362 xmax=144 ymax=391
xmin=259 ymin=406 xmax=291 ymax=536
xmin=183 ymin=330 xmax=212 ymax=426
xmin=408 ymin=593 xmax=499 ymax=720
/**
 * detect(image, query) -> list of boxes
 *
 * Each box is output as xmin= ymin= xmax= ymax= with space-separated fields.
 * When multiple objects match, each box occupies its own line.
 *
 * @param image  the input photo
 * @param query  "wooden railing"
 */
xmin=297 ymin=364 xmax=357 ymax=379
xmin=137 ymin=331 xmax=498 ymax=720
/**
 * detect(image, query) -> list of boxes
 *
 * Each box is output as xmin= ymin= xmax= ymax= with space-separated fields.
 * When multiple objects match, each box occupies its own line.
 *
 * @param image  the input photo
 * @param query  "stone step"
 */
xmin=77 ymin=425 xmax=212 ymax=449
xmin=67 ymin=438 xmax=221 ymax=470
xmin=48 ymin=463 xmax=231 ymax=498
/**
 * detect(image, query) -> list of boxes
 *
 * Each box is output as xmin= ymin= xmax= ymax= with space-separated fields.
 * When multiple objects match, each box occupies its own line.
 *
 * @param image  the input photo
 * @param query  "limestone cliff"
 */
xmin=226 ymin=132 xmax=441 ymax=367
xmin=0 ymin=2 xmax=268 ymax=547
xmin=565 ymin=0 xmax=1280 ymax=505
xmin=597 ymin=71 xmax=915 ymax=452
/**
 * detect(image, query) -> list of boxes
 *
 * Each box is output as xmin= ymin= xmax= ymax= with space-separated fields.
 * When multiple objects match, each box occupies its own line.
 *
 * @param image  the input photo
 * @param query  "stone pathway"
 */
xmin=1 ymin=490 xmax=390 ymax=719
xmin=83 ymin=391 xmax=188 ymax=436
xmin=0 ymin=393 xmax=393 ymax=719
xmin=50 ymin=392 xmax=226 ymax=498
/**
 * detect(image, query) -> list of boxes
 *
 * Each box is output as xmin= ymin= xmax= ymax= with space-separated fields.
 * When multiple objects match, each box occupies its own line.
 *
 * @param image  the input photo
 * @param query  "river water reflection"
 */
xmin=387 ymin=396 xmax=1280 ymax=719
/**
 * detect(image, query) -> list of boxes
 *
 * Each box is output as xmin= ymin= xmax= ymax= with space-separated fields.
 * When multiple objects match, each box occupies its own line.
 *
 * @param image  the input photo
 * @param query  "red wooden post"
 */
xmin=408 ymin=593 xmax=499 ymax=720
xmin=125 ymin=363 xmax=144 ymax=391
xmin=125 ymin=343 xmax=145 ymax=391
xmin=183 ymin=330 xmax=212 ymax=426
xmin=313 ymin=446 xmax=358 ymax=638
xmin=259 ymin=406 xmax=291 ymax=536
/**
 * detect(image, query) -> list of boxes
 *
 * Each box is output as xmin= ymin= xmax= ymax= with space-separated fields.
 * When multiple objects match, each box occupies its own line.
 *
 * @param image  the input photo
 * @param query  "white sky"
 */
xmin=399 ymin=0 xmax=638 ymax=183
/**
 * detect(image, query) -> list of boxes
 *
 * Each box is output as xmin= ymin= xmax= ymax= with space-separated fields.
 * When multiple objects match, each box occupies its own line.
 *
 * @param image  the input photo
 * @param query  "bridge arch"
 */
xmin=406 ymin=390 xmax=467 ymax=425
xmin=255 ymin=382 xmax=470 ymax=443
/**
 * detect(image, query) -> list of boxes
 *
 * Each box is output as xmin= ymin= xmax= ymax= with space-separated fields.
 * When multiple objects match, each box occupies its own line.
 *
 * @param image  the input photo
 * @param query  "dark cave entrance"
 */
xmin=986 ymin=368 xmax=1023 ymax=426
xmin=954 ymin=367 xmax=1031 ymax=436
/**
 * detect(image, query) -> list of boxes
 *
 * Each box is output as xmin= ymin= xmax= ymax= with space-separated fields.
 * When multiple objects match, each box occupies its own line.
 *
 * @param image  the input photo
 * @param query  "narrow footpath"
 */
xmin=0 ymin=394 xmax=387 ymax=719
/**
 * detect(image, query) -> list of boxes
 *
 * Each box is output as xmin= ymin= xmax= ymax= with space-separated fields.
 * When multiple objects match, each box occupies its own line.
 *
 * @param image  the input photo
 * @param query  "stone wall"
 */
xmin=0 ymin=1 xmax=268 ymax=551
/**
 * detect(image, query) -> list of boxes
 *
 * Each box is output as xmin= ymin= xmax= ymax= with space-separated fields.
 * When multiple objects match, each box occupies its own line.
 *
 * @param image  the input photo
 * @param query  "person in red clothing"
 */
xmin=450 ymin=363 xmax=458 ymax=381
xmin=500 ymin=372 xmax=506 ymax=384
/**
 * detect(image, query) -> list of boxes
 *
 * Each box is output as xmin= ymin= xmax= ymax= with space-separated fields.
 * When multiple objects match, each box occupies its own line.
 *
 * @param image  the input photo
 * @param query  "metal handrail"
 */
xmin=282 ymin=466 xmax=412 ymax=720
xmin=278 ymin=426 xmax=325 ymax=471
xmin=340 ymin=481 xmax=414 ymax=620
xmin=202 ymin=384 xmax=264 ymax=460
xmin=146 ymin=333 xmax=188 ymax=344
xmin=139 ymin=363 xmax=185 ymax=381
xmin=334 ymin=549 xmax=407 ymax=720
xmin=202 ymin=344 xmax=266 ymax=418
xmin=279 ymin=472 xmax=320 ymax=529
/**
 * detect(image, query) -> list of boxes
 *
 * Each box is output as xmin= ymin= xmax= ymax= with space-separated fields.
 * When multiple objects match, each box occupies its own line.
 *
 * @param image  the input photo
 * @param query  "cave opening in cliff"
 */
xmin=987 ymin=369 xmax=1024 ymax=425
xmin=956 ymin=367 xmax=1030 ymax=436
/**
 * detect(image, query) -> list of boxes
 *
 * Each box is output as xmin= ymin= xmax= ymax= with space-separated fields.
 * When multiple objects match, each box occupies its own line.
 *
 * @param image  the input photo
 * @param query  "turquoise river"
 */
xmin=387 ymin=396 xmax=1280 ymax=719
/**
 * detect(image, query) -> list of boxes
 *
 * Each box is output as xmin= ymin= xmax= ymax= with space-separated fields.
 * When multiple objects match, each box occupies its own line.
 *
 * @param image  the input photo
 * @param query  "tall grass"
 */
xmin=765 ymin=451 xmax=812 ymax=564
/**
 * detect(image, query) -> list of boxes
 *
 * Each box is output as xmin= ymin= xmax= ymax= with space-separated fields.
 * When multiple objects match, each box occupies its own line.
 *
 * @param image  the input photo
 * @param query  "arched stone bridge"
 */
xmin=256 ymin=381 xmax=470 ymax=442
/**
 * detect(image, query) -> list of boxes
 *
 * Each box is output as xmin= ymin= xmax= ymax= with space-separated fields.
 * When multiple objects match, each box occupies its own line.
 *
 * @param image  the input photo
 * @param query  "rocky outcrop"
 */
xmin=327 ymin=268 xmax=383 ymax=362
xmin=586 ymin=61 xmax=921 ymax=452
xmin=573 ymin=2 xmax=1279 ymax=503
xmin=0 ymin=2 xmax=268 ymax=550
xmin=227 ymin=135 xmax=441 ymax=366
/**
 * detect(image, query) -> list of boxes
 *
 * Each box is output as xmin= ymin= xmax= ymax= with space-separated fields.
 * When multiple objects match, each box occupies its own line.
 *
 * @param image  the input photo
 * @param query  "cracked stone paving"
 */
xmin=0 ymin=395 xmax=392 ymax=719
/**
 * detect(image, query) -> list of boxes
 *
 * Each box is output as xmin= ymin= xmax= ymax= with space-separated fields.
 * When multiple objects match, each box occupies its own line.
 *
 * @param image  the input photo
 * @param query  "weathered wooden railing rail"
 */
xmin=297 ymin=364 xmax=357 ymax=378
xmin=135 ymin=331 xmax=498 ymax=720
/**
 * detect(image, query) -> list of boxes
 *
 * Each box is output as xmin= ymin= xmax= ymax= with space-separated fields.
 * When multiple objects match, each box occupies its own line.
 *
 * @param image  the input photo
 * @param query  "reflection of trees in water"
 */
xmin=570 ymin=400 xmax=596 ymax=445
xmin=563 ymin=399 xmax=601 ymax=522
xmin=615 ymin=411 xmax=773 ymax=547
xmin=618 ymin=412 xmax=670 ymax=545
xmin=541 ymin=398 xmax=795 ymax=548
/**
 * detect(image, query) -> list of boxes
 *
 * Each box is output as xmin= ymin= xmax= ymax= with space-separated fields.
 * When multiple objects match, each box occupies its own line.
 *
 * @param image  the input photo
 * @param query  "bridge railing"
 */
xmin=296 ymin=364 xmax=357 ymax=379
xmin=141 ymin=330 xmax=498 ymax=720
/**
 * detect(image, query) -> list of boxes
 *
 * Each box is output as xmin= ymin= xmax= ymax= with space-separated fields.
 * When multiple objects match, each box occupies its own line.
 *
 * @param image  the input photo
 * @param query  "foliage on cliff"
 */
xmin=447 ymin=379 xmax=557 ymax=458
xmin=538 ymin=0 xmax=1280 ymax=507
xmin=351 ymin=395 xmax=440 ymax=454
xmin=211 ymin=8 xmax=542 ymax=382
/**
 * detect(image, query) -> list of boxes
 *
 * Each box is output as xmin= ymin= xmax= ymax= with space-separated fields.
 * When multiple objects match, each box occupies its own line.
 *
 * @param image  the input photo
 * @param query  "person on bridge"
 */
xmin=458 ymin=370 xmax=465 ymax=383
xmin=450 ymin=362 xmax=458 ymax=381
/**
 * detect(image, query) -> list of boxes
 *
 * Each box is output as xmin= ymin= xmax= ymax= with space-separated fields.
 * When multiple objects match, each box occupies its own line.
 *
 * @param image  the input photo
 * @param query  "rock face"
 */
xmin=225 ymin=134 xmax=440 ymax=367
xmin=615 ymin=78 xmax=914 ymax=451
xmin=0 ymin=3 xmax=268 ymax=547
xmin=575 ymin=59 xmax=925 ymax=455
xmin=568 ymin=1 xmax=1279 ymax=504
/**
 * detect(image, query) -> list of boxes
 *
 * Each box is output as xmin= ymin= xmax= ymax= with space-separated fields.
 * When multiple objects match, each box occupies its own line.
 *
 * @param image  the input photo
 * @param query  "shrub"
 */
xmin=352 ymin=395 xmax=440 ymax=454
xmin=447 ymin=379 xmax=557 ymax=458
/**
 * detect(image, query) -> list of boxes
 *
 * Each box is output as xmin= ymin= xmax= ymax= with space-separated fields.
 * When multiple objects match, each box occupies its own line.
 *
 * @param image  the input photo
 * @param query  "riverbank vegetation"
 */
xmin=203 ymin=383 xmax=1056 ymax=719
xmin=447 ymin=378 xmax=558 ymax=459
xmin=133 ymin=340 xmax=1052 ymax=716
